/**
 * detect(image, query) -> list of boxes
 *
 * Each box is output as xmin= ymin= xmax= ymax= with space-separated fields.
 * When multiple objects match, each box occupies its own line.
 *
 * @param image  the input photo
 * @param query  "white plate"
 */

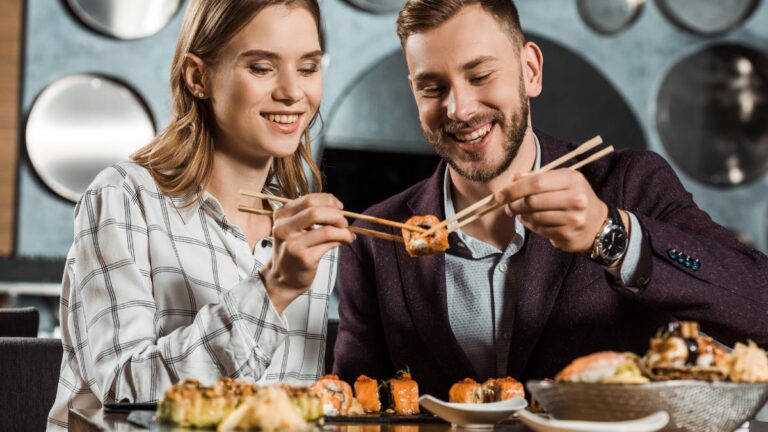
xmin=516 ymin=409 xmax=670 ymax=432
xmin=418 ymin=394 xmax=527 ymax=429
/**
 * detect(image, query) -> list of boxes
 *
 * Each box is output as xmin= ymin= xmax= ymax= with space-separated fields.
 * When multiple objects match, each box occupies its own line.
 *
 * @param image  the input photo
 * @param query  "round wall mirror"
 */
xmin=657 ymin=44 xmax=768 ymax=187
xmin=66 ymin=0 xmax=182 ymax=40
xmin=344 ymin=0 xmax=405 ymax=13
xmin=577 ymin=0 xmax=645 ymax=35
xmin=656 ymin=0 xmax=760 ymax=36
xmin=26 ymin=74 xmax=156 ymax=202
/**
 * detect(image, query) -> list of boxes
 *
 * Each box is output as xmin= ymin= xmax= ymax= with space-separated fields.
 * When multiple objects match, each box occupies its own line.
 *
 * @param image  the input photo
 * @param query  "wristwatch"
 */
xmin=590 ymin=205 xmax=628 ymax=266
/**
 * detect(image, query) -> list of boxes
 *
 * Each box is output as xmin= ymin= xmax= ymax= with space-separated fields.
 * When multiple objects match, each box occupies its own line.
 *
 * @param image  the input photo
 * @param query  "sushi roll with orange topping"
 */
xmin=402 ymin=215 xmax=449 ymax=257
xmin=354 ymin=375 xmax=381 ymax=413
xmin=310 ymin=374 xmax=354 ymax=416
xmin=482 ymin=377 xmax=524 ymax=402
xmin=389 ymin=372 xmax=420 ymax=415
xmin=449 ymin=378 xmax=483 ymax=403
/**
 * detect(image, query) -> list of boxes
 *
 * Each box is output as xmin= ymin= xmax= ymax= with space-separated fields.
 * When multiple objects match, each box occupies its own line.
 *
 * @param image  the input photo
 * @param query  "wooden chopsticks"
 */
xmin=238 ymin=134 xmax=613 ymax=245
xmin=417 ymin=136 xmax=612 ymax=237
xmin=237 ymin=204 xmax=404 ymax=243
xmin=239 ymin=191 xmax=425 ymax=234
xmin=445 ymin=143 xmax=614 ymax=234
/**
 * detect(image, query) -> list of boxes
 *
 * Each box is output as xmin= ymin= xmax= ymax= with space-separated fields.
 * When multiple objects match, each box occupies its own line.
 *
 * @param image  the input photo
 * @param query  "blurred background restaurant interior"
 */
xmin=0 ymin=0 xmax=767 ymax=336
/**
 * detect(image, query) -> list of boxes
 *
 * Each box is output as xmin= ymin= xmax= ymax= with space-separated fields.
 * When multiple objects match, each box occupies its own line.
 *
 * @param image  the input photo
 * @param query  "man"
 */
xmin=333 ymin=0 xmax=768 ymax=399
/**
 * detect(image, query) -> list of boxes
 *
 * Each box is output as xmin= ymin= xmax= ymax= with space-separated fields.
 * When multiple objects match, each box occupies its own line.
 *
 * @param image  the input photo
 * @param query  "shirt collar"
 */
xmin=443 ymin=134 xmax=542 ymax=257
xmin=174 ymin=186 xmax=282 ymax=226
xmin=173 ymin=189 xmax=225 ymax=225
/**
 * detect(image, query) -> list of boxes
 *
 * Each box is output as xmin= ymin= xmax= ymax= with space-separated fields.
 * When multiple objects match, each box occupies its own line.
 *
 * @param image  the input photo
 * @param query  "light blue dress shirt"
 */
xmin=443 ymin=135 xmax=647 ymax=378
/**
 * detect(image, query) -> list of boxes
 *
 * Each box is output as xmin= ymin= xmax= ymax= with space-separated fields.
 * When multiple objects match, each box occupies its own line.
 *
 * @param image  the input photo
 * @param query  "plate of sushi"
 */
xmin=418 ymin=377 xmax=528 ymax=428
xmin=154 ymin=370 xmax=441 ymax=430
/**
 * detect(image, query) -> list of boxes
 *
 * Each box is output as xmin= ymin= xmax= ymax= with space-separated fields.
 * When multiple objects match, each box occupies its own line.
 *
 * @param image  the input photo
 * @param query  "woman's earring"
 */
xmin=197 ymin=92 xmax=205 ymax=98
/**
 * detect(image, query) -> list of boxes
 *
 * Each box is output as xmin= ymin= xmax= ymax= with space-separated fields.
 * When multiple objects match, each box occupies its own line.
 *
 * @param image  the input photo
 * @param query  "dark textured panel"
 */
xmin=321 ymin=147 xmax=441 ymax=214
xmin=0 ymin=337 xmax=63 ymax=431
xmin=0 ymin=257 xmax=66 ymax=282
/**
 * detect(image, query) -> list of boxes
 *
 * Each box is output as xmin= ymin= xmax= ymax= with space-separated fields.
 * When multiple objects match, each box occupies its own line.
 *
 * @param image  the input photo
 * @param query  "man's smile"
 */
xmin=447 ymin=121 xmax=496 ymax=153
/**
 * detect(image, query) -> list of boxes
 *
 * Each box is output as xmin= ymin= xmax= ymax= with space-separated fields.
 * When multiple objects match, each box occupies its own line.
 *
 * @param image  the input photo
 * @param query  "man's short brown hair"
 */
xmin=396 ymin=0 xmax=524 ymax=49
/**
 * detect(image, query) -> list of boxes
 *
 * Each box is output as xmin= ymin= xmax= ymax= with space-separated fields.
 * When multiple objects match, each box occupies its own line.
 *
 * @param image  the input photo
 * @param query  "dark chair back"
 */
xmin=325 ymin=319 xmax=339 ymax=374
xmin=0 ymin=307 xmax=40 ymax=337
xmin=0 ymin=337 xmax=63 ymax=431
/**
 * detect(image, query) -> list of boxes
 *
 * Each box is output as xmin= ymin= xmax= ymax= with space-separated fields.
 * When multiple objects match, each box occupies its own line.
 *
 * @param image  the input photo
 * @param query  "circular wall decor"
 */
xmin=577 ymin=0 xmax=645 ymax=35
xmin=657 ymin=44 xmax=768 ymax=187
xmin=66 ymin=0 xmax=182 ymax=40
xmin=26 ymin=74 xmax=156 ymax=202
xmin=344 ymin=0 xmax=405 ymax=13
xmin=656 ymin=0 xmax=760 ymax=36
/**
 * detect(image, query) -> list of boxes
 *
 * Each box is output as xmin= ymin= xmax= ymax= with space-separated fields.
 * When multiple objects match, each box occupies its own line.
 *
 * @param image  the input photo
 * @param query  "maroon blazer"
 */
xmin=333 ymin=132 xmax=768 ymax=399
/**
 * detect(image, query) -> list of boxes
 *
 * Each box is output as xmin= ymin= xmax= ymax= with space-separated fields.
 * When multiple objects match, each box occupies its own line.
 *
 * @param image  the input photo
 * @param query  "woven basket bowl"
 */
xmin=527 ymin=380 xmax=768 ymax=432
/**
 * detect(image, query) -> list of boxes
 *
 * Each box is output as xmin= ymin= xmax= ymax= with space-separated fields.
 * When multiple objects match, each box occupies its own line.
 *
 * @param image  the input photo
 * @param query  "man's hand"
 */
xmin=494 ymin=169 xmax=608 ymax=253
xmin=261 ymin=193 xmax=355 ymax=313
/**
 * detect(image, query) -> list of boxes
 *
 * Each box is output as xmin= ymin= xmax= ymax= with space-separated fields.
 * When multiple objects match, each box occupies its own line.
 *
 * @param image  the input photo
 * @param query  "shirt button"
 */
xmin=502 ymin=331 xmax=512 ymax=338
xmin=637 ymin=276 xmax=649 ymax=287
xmin=498 ymin=263 xmax=508 ymax=273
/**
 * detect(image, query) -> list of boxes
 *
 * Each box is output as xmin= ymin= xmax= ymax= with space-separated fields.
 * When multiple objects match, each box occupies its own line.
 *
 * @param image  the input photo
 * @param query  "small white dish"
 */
xmin=418 ymin=394 xmax=527 ymax=429
xmin=516 ymin=409 xmax=670 ymax=432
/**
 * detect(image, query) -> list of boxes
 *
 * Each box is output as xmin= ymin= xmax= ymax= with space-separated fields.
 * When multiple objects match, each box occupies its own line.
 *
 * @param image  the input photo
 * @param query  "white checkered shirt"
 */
xmin=47 ymin=162 xmax=337 ymax=431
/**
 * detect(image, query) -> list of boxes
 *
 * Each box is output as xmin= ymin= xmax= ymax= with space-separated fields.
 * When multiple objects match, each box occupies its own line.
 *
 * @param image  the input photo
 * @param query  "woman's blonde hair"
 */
xmin=132 ymin=0 xmax=324 ymax=202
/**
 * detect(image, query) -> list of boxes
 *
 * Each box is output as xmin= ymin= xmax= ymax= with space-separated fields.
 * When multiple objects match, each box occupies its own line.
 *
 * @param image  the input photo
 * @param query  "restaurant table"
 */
xmin=69 ymin=409 xmax=536 ymax=432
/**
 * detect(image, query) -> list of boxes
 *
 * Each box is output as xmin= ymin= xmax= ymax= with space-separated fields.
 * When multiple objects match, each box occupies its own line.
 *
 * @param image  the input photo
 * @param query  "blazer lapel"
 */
xmin=506 ymin=132 xmax=577 ymax=378
xmin=396 ymin=161 xmax=476 ymax=379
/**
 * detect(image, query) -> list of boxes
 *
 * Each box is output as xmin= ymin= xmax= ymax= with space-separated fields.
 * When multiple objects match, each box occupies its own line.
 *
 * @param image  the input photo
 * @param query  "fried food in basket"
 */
xmin=402 ymin=215 xmax=449 ymax=257
xmin=722 ymin=341 xmax=768 ymax=383
xmin=644 ymin=321 xmax=729 ymax=381
xmin=310 ymin=374 xmax=355 ymax=416
xmin=554 ymin=321 xmax=768 ymax=386
xmin=482 ymin=376 xmax=525 ymax=401
xmin=449 ymin=378 xmax=483 ymax=403
xmin=556 ymin=351 xmax=649 ymax=384
xmin=354 ymin=375 xmax=381 ymax=413
xmin=388 ymin=371 xmax=420 ymax=415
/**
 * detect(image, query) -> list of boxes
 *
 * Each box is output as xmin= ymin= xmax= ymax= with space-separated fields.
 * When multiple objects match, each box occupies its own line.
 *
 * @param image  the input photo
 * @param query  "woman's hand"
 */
xmin=261 ymin=193 xmax=355 ymax=313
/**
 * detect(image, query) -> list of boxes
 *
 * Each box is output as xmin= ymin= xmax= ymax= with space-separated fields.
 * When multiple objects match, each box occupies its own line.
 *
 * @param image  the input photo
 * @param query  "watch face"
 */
xmin=600 ymin=225 xmax=628 ymax=261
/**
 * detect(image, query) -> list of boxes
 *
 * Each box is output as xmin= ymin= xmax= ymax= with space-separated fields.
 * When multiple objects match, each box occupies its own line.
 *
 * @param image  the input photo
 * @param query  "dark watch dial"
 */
xmin=600 ymin=225 xmax=628 ymax=261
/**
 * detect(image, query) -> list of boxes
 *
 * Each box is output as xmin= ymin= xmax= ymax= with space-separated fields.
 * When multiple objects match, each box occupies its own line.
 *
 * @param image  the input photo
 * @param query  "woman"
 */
xmin=47 ymin=1 xmax=352 ymax=429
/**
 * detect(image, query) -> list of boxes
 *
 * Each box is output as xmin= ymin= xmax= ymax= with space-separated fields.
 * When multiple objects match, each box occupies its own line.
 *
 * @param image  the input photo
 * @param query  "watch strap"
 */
xmin=608 ymin=205 xmax=624 ymax=230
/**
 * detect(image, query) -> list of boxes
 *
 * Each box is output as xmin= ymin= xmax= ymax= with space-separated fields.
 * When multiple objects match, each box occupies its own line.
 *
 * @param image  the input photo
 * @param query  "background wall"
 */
xmin=7 ymin=0 xmax=768 ymax=269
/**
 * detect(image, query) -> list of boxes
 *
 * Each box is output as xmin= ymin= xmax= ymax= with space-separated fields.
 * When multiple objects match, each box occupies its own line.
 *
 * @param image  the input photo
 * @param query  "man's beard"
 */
xmin=422 ymin=85 xmax=529 ymax=182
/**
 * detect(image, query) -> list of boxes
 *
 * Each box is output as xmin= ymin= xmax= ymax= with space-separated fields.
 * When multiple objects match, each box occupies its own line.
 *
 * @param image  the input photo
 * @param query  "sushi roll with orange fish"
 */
xmin=354 ymin=375 xmax=381 ymax=414
xmin=402 ymin=215 xmax=449 ymax=257
xmin=482 ymin=377 xmax=524 ymax=402
xmin=388 ymin=372 xmax=419 ymax=415
xmin=310 ymin=374 xmax=354 ymax=416
xmin=449 ymin=378 xmax=483 ymax=403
